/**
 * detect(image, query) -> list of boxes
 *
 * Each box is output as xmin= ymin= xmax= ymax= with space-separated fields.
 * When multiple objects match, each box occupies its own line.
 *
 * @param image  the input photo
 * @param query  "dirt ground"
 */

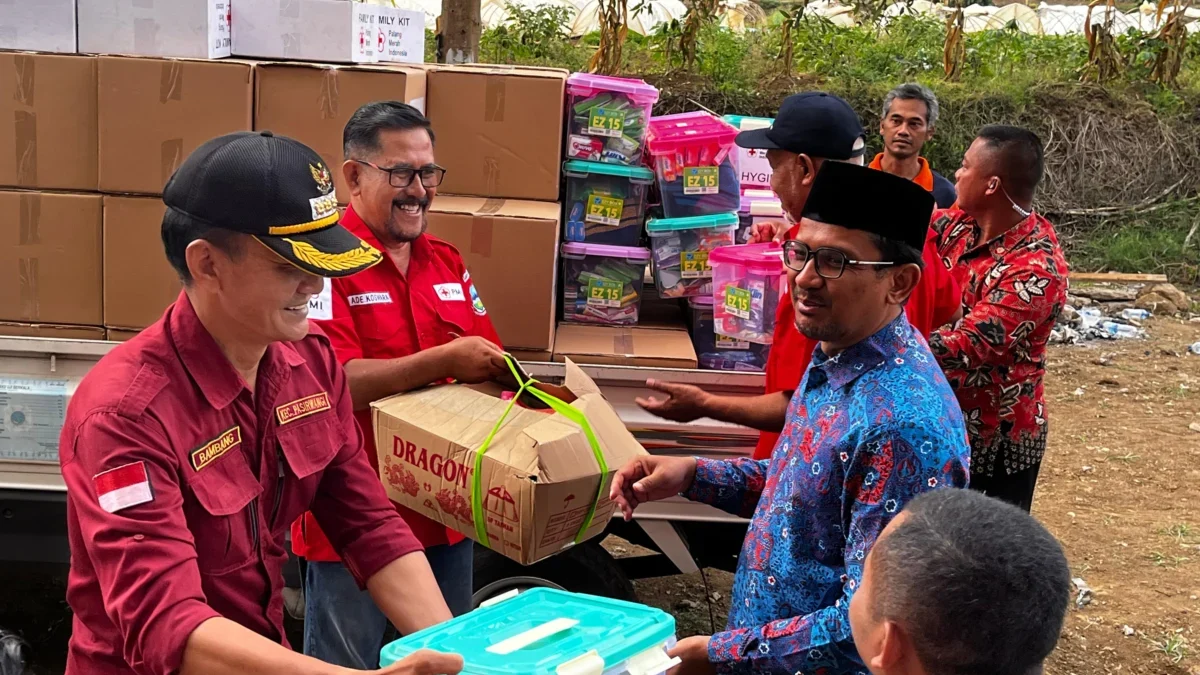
xmin=628 ymin=317 xmax=1200 ymax=675
xmin=2 ymin=318 xmax=1198 ymax=674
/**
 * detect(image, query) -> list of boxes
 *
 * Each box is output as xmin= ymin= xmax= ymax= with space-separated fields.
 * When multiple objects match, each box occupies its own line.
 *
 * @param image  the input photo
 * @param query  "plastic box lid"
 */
xmin=567 ymin=73 xmax=660 ymax=103
xmin=689 ymin=296 xmax=715 ymax=309
xmin=738 ymin=191 xmax=783 ymax=217
xmin=646 ymin=212 xmax=739 ymax=234
xmin=562 ymin=241 xmax=652 ymax=262
xmin=708 ymin=242 xmax=784 ymax=273
xmin=564 ymin=159 xmax=656 ymax=182
xmin=722 ymin=114 xmax=774 ymax=130
xmin=379 ymin=588 xmax=677 ymax=675
xmin=645 ymin=114 xmax=739 ymax=155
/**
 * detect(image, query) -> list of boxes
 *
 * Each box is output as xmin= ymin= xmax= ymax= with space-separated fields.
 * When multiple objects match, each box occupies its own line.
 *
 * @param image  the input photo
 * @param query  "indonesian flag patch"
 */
xmin=94 ymin=461 xmax=154 ymax=514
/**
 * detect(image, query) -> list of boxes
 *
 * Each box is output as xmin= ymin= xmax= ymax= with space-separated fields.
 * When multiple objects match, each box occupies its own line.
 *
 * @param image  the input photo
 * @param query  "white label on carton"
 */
xmin=375 ymin=6 xmax=425 ymax=63
xmin=0 ymin=377 xmax=69 ymax=463
xmin=210 ymin=0 xmax=233 ymax=58
xmin=309 ymin=279 xmax=333 ymax=321
xmin=352 ymin=7 xmax=379 ymax=63
xmin=738 ymin=147 xmax=773 ymax=188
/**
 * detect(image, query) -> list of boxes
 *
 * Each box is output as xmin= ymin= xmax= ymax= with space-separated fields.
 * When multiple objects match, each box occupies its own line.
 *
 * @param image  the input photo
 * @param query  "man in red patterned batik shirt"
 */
xmin=930 ymin=125 xmax=1069 ymax=512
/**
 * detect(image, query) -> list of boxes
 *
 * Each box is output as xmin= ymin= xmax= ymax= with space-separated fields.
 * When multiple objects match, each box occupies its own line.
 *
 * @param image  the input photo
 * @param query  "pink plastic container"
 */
xmin=709 ymin=242 xmax=784 ymax=345
xmin=736 ymin=189 xmax=785 ymax=243
xmin=645 ymin=113 xmax=741 ymax=219
xmin=566 ymin=73 xmax=660 ymax=166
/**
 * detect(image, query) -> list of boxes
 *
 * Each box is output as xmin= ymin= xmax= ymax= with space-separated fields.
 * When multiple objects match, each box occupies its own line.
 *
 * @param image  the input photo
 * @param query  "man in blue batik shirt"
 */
xmin=612 ymin=161 xmax=971 ymax=675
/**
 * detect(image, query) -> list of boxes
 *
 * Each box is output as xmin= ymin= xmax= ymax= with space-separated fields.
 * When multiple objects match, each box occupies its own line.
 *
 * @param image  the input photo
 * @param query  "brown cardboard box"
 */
xmin=427 ymin=65 xmax=567 ymax=201
xmin=0 ymin=323 xmax=105 ymax=340
xmin=0 ymin=192 xmax=103 ymax=325
xmin=553 ymin=324 xmax=698 ymax=369
xmin=106 ymin=328 xmax=142 ymax=342
xmin=254 ymin=62 xmax=427 ymax=204
xmin=426 ymin=196 xmax=560 ymax=350
xmin=506 ymin=348 xmax=553 ymax=362
xmin=373 ymin=359 xmax=645 ymax=565
xmin=97 ymin=56 xmax=253 ymax=195
xmin=0 ymin=53 xmax=97 ymax=191
xmin=104 ymin=196 xmax=183 ymax=330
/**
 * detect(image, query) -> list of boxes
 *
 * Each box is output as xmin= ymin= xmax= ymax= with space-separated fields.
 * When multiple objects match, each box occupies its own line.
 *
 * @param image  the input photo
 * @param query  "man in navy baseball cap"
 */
xmin=735 ymin=91 xmax=867 ymax=164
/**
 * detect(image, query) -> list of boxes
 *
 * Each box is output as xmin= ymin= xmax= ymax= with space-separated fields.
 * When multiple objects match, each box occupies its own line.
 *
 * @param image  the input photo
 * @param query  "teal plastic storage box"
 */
xmin=380 ymin=587 xmax=680 ymax=675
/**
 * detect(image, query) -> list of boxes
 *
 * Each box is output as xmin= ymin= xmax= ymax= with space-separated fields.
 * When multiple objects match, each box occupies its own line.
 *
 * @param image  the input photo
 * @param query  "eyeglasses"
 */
xmin=782 ymin=240 xmax=896 ymax=280
xmin=354 ymin=160 xmax=447 ymax=188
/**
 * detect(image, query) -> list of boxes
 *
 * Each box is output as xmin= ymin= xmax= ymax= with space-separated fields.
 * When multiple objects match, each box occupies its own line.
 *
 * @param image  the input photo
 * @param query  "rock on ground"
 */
xmin=1134 ymin=292 xmax=1180 ymax=316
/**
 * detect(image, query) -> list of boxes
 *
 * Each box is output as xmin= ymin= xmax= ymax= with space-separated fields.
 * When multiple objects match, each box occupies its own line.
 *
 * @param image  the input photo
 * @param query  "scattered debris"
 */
xmin=1074 ymin=387 xmax=1086 ymax=397
xmin=1123 ymin=625 xmax=1136 ymax=637
xmin=1189 ymin=423 xmax=1200 ymax=434
xmin=1120 ymin=308 xmax=1152 ymax=321
xmin=1082 ymin=465 xmax=1095 ymax=473
xmin=675 ymin=599 xmax=701 ymax=611
xmin=1073 ymin=577 xmax=1094 ymax=608
xmin=1189 ymin=341 xmax=1200 ymax=355
xmin=1098 ymin=377 xmax=1120 ymax=386
xmin=708 ymin=592 xmax=722 ymax=602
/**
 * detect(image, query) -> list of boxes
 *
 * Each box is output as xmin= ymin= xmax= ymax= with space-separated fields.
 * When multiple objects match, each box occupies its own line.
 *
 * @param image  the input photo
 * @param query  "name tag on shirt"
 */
xmin=348 ymin=292 xmax=393 ymax=307
xmin=309 ymin=278 xmax=333 ymax=321
xmin=434 ymin=283 xmax=466 ymax=302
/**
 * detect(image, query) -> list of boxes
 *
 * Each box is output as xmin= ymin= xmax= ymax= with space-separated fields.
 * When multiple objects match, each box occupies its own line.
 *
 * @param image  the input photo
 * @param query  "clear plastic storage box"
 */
xmin=380 ymin=588 xmax=680 ymax=675
xmin=561 ymin=242 xmax=651 ymax=326
xmin=710 ymin=242 xmax=784 ymax=345
xmin=736 ymin=189 xmax=784 ymax=244
xmin=689 ymin=296 xmax=770 ymax=371
xmin=563 ymin=160 xmax=655 ymax=247
xmin=646 ymin=112 xmax=741 ymax=219
xmin=566 ymin=73 xmax=660 ymax=166
xmin=645 ymin=212 xmax=738 ymax=299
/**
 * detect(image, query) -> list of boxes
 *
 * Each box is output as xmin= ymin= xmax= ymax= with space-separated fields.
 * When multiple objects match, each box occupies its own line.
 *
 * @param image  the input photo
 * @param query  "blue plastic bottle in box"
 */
xmin=380 ymin=588 xmax=680 ymax=675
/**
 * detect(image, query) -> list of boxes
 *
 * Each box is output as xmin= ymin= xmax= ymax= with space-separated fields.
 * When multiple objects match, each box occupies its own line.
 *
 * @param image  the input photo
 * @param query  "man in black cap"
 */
xmin=612 ymin=161 xmax=970 ymax=675
xmin=58 ymin=131 xmax=462 ymax=675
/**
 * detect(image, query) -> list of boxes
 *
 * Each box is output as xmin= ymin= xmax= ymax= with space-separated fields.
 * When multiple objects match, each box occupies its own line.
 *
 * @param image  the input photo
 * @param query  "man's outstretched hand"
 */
xmin=609 ymin=455 xmax=698 ymax=521
xmin=635 ymin=379 xmax=711 ymax=423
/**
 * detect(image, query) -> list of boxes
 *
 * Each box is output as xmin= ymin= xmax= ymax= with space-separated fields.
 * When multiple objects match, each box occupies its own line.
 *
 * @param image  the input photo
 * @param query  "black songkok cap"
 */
xmin=800 ymin=161 xmax=934 ymax=250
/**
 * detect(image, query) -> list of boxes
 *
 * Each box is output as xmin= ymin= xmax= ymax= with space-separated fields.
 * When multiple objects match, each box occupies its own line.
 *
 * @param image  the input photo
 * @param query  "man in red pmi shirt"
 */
xmin=291 ymin=102 xmax=506 ymax=669
xmin=637 ymin=93 xmax=961 ymax=460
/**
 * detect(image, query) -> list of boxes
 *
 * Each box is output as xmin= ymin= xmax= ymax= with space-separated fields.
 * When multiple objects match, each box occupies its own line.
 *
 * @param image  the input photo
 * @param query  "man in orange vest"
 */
xmin=871 ymin=83 xmax=957 ymax=209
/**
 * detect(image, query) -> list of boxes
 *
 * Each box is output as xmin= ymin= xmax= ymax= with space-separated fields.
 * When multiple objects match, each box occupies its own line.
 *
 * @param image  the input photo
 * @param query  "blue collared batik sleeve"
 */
xmin=683 ymin=457 xmax=769 ymax=519
xmin=707 ymin=427 xmax=967 ymax=674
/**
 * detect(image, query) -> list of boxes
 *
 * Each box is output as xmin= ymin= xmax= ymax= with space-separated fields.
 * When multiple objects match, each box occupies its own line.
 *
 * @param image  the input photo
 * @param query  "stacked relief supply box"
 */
xmin=97 ymin=55 xmax=253 ymax=333
xmin=254 ymin=62 xmax=427 ymax=204
xmin=426 ymin=197 xmax=562 ymax=357
xmin=234 ymin=0 xmax=426 ymax=64
xmin=0 ymin=0 xmax=78 ymax=53
xmin=0 ymin=53 xmax=102 ymax=337
xmin=425 ymin=65 xmax=568 ymax=361
xmin=78 ymin=0 xmax=232 ymax=59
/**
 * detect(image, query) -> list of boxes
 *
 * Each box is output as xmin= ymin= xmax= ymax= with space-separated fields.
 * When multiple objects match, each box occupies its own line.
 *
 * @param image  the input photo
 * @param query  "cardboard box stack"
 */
xmin=254 ymin=62 xmax=427 ymax=203
xmin=77 ymin=0 xmax=232 ymax=59
xmin=424 ymin=64 xmax=568 ymax=355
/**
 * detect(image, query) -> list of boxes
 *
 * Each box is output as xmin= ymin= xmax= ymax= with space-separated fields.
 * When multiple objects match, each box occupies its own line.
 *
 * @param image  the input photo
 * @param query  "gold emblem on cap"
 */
xmin=283 ymin=238 xmax=382 ymax=272
xmin=310 ymin=163 xmax=334 ymax=194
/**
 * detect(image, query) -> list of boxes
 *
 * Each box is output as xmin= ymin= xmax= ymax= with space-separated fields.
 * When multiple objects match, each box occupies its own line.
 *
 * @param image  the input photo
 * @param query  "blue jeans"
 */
xmin=303 ymin=539 xmax=474 ymax=668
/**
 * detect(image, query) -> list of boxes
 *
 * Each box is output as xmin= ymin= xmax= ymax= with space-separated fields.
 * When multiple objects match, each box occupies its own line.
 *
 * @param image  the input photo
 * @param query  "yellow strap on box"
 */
xmin=470 ymin=355 xmax=610 ymax=549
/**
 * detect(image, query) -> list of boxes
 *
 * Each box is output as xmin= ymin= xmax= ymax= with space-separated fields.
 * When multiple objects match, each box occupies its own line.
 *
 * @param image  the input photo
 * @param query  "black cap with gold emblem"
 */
xmin=163 ymin=130 xmax=382 ymax=277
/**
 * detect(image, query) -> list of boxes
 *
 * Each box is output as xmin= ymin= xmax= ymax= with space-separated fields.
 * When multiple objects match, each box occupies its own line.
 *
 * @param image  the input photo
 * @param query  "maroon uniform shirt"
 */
xmin=60 ymin=292 xmax=421 ymax=675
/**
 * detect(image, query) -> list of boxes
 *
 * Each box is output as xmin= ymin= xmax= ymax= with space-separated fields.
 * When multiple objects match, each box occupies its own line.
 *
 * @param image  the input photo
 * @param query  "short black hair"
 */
xmin=883 ymin=83 xmax=940 ymax=128
xmin=977 ymin=124 xmax=1045 ymax=202
xmin=869 ymin=233 xmax=925 ymax=270
xmin=343 ymin=101 xmax=435 ymax=159
xmin=871 ymin=489 xmax=1071 ymax=675
xmin=161 ymin=208 xmax=244 ymax=285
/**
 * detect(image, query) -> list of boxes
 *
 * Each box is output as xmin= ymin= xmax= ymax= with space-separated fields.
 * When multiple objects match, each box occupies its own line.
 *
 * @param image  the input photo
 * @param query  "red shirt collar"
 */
xmin=168 ymin=290 xmax=306 ymax=410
